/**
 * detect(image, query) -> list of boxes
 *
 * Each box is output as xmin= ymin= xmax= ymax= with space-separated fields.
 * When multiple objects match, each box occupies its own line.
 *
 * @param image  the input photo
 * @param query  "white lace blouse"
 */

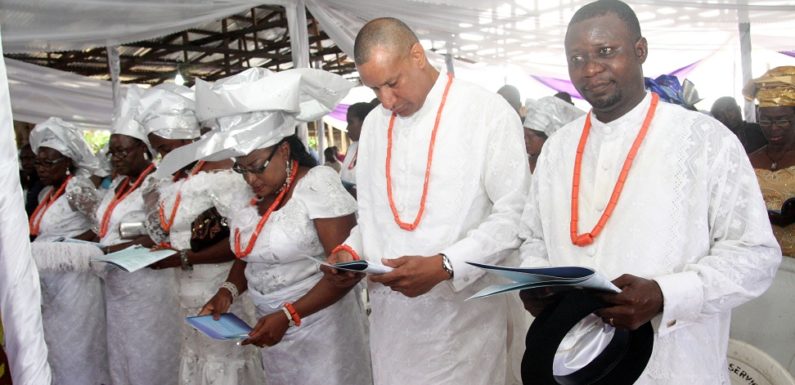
xmin=157 ymin=169 xmax=248 ymax=251
xmin=219 ymin=166 xmax=357 ymax=299
xmin=34 ymin=178 xmax=93 ymax=242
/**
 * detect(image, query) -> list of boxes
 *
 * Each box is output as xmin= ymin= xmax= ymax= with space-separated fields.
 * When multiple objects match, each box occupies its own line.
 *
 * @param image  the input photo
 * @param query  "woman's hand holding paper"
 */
xmin=240 ymin=311 xmax=290 ymax=348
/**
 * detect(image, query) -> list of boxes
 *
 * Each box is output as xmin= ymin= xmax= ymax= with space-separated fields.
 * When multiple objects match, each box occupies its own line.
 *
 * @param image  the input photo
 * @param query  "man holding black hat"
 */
xmin=519 ymin=0 xmax=781 ymax=383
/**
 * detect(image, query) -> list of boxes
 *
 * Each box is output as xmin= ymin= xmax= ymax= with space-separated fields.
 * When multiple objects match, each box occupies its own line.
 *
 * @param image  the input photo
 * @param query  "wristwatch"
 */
xmin=440 ymin=253 xmax=454 ymax=279
xmin=179 ymin=249 xmax=193 ymax=271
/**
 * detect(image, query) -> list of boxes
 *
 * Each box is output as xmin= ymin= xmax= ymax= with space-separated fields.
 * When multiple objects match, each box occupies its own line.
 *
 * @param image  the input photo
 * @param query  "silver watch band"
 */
xmin=441 ymin=253 xmax=454 ymax=279
xmin=179 ymin=249 xmax=193 ymax=271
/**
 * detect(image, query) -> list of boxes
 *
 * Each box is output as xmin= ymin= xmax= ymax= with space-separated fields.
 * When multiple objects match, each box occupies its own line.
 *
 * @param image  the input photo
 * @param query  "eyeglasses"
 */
xmin=34 ymin=157 xmax=67 ymax=168
xmin=232 ymin=148 xmax=278 ymax=175
xmin=106 ymin=145 xmax=139 ymax=159
xmin=758 ymin=119 xmax=792 ymax=129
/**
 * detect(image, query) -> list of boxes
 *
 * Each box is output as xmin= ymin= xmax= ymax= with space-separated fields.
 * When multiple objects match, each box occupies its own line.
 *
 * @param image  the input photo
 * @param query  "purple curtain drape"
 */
xmin=529 ymin=58 xmax=703 ymax=99
xmin=328 ymin=103 xmax=349 ymax=122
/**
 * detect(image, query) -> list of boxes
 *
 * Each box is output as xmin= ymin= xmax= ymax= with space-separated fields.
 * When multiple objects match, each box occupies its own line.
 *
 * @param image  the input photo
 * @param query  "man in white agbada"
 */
xmin=328 ymin=18 xmax=530 ymax=385
xmin=518 ymin=1 xmax=781 ymax=383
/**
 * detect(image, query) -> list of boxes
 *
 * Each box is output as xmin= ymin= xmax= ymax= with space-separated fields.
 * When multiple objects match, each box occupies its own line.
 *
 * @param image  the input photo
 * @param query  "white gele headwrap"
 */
xmin=137 ymin=83 xmax=200 ymax=140
xmin=523 ymin=96 xmax=585 ymax=137
xmin=29 ymin=117 xmax=106 ymax=177
xmin=156 ymin=67 xmax=353 ymax=177
xmin=110 ymin=85 xmax=155 ymax=157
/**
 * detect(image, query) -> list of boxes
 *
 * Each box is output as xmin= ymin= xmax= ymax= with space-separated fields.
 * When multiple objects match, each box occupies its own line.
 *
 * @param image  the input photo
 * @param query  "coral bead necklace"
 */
xmin=385 ymin=73 xmax=454 ymax=231
xmin=570 ymin=93 xmax=659 ymax=246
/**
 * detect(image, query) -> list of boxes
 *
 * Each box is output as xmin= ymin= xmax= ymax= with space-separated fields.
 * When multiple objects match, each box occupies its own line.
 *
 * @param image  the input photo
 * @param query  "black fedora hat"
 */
xmin=521 ymin=290 xmax=654 ymax=385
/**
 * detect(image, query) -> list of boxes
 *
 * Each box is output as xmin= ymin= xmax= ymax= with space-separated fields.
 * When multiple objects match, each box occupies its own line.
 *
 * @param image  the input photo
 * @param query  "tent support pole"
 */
xmin=106 ymin=46 xmax=121 ymax=119
xmin=286 ymin=0 xmax=313 ymax=152
xmin=738 ymin=6 xmax=754 ymax=122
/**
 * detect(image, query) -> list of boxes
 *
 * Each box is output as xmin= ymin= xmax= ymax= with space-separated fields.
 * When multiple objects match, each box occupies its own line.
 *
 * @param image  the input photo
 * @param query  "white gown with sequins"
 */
xmin=31 ymin=177 xmax=110 ymax=385
xmin=96 ymin=176 xmax=181 ymax=385
xmin=156 ymin=169 xmax=266 ymax=385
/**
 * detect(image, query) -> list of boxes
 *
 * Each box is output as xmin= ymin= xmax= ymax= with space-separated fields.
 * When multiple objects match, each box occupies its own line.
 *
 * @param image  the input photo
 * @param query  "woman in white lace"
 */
xmin=158 ymin=67 xmax=371 ymax=385
xmin=136 ymin=84 xmax=265 ymax=385
xmin=27 ymin=117 xmax=110 ymax=385
xmin=203 ymin=135 xmax=371 ymax=385
xmin=96 ymin=86 xmax=182 ymax=385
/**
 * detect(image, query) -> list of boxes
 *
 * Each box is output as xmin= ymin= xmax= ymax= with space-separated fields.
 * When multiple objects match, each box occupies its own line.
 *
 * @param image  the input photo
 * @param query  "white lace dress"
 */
xmin=219 ymin=166 xmax=372 ymax=385
xmin=156 ymin=170 xmax=265 ymax=385
xmin=96 ymin=175 xmax=181 ymax=385
xmin=30 ymin=177 xmax=110 ymax=385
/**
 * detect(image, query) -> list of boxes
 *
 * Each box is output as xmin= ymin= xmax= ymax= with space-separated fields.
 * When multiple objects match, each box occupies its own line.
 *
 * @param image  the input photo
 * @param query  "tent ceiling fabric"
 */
xmin=0 ymin=0 xmax=793 ymax=129
xmin=4 ymin=57 xmax=120 ymax=131
xmin=308 ymin=0 xmax=794 ymax=77
xmin=0 ymin=0 xmax=262 ymax=54
xmin=0 ymin=0 xmax=355 ymax=129
xmin=4 ymin=8 xmax=351 ymax=86
xmin=1 ymin=0 xmax=355 ymax=86
xmin=2 ymin=0 xmax=791 ymax=75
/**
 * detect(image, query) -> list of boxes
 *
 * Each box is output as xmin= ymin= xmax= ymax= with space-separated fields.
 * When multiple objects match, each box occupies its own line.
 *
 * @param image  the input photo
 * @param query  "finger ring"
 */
xmin=609 ymin=317 xmax=614 ymax=326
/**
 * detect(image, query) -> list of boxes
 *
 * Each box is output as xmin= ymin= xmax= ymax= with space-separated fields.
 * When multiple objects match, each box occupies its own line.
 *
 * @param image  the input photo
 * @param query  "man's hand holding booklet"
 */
xmin=465 ymin=261 xmax=620 ymax=300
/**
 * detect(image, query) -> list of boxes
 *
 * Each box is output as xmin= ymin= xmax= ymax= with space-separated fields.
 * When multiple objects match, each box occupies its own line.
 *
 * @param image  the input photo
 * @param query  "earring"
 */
xmin=65 ymin=168 xmax=71 ymax=176
xmin=143 ymin=151 xmax=151 ymax=160
xmin=277 ymin=161 xmax=293 ymax=194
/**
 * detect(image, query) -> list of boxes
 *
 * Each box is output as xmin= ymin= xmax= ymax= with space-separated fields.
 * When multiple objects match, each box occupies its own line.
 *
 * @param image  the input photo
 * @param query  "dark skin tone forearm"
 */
xmin=149 ymin=237 xmax=235 ymax=269
xmin=198 ymin=211 xmax=361 ymax=347
xmin=73 ymin=230 xmax=96 ymax=242
xmin=199 ymin=258 xmax=248 ymax=319
xmin=519 ymin=274 xmax=664 ymax=330
xmin=289 ymin=215 xmax=361 ymax=317
xmin=101 ymin=235 xmax=155 ymax=254
xmin=594 ymin=274 xmax=664 ymax=330
xmin=241 ymin=213 xmax=360 ymax=347
xmin=368 ymin=254 xmax=450 ymax=297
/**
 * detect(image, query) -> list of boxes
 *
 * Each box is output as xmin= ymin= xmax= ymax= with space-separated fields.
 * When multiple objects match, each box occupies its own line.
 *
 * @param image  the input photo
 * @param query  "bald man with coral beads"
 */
xmin=327 ymin=17 xmax=530 ymax=385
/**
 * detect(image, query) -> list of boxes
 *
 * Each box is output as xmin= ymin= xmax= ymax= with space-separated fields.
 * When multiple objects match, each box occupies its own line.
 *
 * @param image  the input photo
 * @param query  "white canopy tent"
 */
xmin=307 ymin=0 xmax=794 ymax=115
xmin=0 ymin=0 xmax=311 ymax=129
xmin=0 ymin=0 xmax=793 ymax=129
xmin=0 ymin=2 xmax=794 ymax=384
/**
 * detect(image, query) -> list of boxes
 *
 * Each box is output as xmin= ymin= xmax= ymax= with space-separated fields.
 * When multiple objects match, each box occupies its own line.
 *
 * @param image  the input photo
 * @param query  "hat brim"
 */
xmin=521 ymin=290 xmax=654 ymax=385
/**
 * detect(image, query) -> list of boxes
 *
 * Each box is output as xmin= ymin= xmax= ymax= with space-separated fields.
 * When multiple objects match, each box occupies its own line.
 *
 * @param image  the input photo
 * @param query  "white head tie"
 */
xmin=137 ymin=83 xmax=200 ymax=140
xmin=110 ymin=85 xmax=146 ymax=141
xmin=29 ymin=117 xmax=104 ymax=177
xmin=156 ymin=68 xmax=353 ymax=177
xmin=524 ymin=96 xmax=585 ymax=137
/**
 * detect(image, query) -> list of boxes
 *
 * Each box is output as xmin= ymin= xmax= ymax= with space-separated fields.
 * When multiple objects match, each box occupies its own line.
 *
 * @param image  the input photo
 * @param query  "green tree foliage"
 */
xmin=83 ymin=130 xmax=111 ymax=153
